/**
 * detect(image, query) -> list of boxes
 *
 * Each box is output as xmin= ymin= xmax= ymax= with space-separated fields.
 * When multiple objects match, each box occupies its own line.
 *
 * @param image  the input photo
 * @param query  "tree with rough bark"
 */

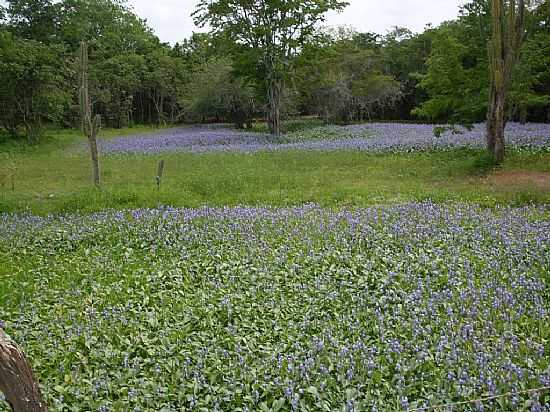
xmin=193 ymin=0 xmax=348 ymax=137
xmin=79 ymin=41 xmax=101 ymax=186
xmin=0 ymin=328 xmax=48 ymax=412
xmin=487 ymin=0 xmax=528 ymax=163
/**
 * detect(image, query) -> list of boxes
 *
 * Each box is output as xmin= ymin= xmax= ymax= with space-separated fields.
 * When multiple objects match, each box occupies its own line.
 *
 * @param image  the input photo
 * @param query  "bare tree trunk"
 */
xmin=519 ymin=106 xmax=527 ymax=124
xmin=267 ymin=77 xmax=282 ymax=137
xmin=0 ymin=329 xmax=48 ymax=412
xmin=487 ymin=86 xmax=507 ymax=163
xmin=486 ymin=0 xmax=526 ymax=163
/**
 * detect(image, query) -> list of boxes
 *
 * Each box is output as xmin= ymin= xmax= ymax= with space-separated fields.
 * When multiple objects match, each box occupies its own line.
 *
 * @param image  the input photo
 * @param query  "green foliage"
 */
xmin=92 ymin=53 xmax=146 ymax=128
xmin=59 ymin=0 xmax=158 ymax=53
xmin=295 ymin=29 xmax=402 ymax=123
xmin=414 ymin=0 xmax=550 ymax=125
xmin=1 ymin=0 xmax=550 ymax=142
xmin=0 ymin=31 xmax=70 ymax=142
xmin=1 ymin=0 xmax=186 ymax=132
xmin=412 ymin=29 xmax=488 ymax=122
xmin=143 ymin=50 xmax=186 ymax=124
xmin=3 ymin=0 xmax=61 ymax=41
xmin=510 ymin=5 xmax=550 ymax=122
xmin=182 ymin=57 xmax=256 ymax=128
xmin=194 ymin=0 xmax=349 ymax=135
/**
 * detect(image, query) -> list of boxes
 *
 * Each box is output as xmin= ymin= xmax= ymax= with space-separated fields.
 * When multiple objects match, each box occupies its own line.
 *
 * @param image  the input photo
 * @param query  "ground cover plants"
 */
xmin=98 ymin=123 xmax=550 ymax=155
xmin=1 ymin=121 xmax=549 ymax=410
xmin=1 ymin=0 xmax=549 ymax=410
xmin=0 ymin=203 xmax=548 ymax=411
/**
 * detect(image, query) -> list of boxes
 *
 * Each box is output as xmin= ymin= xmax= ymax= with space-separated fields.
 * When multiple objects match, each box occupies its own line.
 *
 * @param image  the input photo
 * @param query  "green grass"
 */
xmin=1 ymin=130 xmax=549 ymax=214
xmin=0 ymin=124 xmax=175 ymax=154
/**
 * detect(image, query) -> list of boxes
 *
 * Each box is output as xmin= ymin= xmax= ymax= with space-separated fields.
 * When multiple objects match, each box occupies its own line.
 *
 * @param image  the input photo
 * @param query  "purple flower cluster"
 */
xmin=99 ymin=123 xmax=550 ymax=154
xmin=0 ymin=203 xmax=548 ymax=411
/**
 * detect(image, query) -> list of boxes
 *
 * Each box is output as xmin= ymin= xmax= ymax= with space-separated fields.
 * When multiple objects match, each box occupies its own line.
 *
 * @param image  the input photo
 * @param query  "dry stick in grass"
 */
xmin=0 ymin=329 xmax=48 ymax=412
xmin=409 ymin=386 xmax=550 ymax=412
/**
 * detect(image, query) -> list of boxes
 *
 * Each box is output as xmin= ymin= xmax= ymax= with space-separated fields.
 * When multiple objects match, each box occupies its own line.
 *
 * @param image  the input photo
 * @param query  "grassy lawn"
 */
xmin=1 ymin=129 xmax=549 ymax=214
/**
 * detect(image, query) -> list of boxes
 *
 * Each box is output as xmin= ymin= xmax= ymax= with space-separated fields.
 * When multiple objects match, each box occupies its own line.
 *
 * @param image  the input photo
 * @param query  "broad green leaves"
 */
xmin=0 ymin=204 xmax=548 ymax=410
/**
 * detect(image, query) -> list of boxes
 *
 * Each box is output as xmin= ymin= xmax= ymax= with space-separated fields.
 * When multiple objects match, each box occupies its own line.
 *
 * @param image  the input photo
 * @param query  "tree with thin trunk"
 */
xmin=0 ymin=328 xmax=48 ymax=412
xmin=487 ymin=0 xmax=528 ymax=163
xmin=193 ymin=0 xmax=348 ymax=137
xmin=79 ymin=41 xmax=101 ymax=186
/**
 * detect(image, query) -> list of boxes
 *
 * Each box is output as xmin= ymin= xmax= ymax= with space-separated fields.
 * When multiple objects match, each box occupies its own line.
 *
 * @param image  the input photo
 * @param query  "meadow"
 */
xmin=1 ymin=204 xmax=549 ymax=411
xmin=0 ymin=123 xmax=549 ymax=411
xmin=1 ymin=123 xmax=549 ymax=215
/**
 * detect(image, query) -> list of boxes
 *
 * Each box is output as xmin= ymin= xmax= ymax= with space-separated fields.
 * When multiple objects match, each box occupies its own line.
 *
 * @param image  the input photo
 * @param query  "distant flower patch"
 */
xmin=99 ymin=123 xmax=550 ymax=154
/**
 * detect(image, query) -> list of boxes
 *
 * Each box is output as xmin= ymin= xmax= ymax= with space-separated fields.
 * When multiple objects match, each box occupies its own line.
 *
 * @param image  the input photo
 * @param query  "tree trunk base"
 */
xmin=0 ymin=329 xmax=48 ymax=412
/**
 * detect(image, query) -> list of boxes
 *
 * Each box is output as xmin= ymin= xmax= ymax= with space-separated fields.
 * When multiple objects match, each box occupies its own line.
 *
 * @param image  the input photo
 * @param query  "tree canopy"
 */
xmin=0 ymin=0 xmax=549 ymax=143
xmin=193 ymin=0 xmax=349 ymax=135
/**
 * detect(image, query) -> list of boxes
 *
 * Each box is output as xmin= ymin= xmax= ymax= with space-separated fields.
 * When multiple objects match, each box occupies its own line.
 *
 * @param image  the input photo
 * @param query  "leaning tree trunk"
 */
xmin=267 ymin=77 xmax=282 ymax=138
xmin=0 ymin=329 xmax=48 ymax=412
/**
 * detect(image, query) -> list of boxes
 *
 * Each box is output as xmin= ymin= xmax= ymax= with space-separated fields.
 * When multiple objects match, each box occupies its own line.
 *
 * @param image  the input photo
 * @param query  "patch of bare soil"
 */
xmin=484 ymin=170 xmax=550 ymax=190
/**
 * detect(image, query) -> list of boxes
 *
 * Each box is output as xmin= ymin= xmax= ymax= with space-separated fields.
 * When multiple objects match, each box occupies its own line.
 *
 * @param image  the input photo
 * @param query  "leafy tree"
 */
xmin=378 ymin=27 xmax=434 ymax=120
xmin=3 ymin=0 xmax=61 ymax=42
xmin=172 ymin=33 xmax=221 ymax=68
xmin=182 ymin=57 xmax=256 ymax=128
xmin=412 ymin=28 xmax=488 ymax=122
xmin=509 ymin=0 xmax=550 ymax=122
xmin=59 ymin=0 xmax=159 ymax=53
xmin=295 ymin=28 xmax=401 ymax=122
xmin=0 ymin=32 xmax=69 ymax=141
xmin=91 ymin=53 xmax=146 ymax=128
xmin=194 ymin=0 xmax=348 ymax=136
xmin=144 ymin=50 xmax=186 ymax=124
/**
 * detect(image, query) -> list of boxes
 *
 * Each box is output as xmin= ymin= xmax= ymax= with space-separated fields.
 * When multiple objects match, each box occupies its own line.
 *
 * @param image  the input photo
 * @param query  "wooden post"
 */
xmin=0 ymin=329 xmax=48 ymax=412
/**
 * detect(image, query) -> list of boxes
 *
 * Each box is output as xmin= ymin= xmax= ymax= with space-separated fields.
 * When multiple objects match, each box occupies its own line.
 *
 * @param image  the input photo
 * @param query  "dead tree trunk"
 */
xmin=486 ymin=0 xmax=526 ymax=163
xmin=79 ymin=41 xmax=101 ymax=186
xmin=0 ymin=329 xmax=48 ymax=412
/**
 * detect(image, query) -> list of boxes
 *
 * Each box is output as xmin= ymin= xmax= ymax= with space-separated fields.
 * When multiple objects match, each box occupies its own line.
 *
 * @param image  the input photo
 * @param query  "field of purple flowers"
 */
xmin=0 ymin=203 xmax=549 ymax=411
xmin=100 ymin=123 xmax=550 ymax=154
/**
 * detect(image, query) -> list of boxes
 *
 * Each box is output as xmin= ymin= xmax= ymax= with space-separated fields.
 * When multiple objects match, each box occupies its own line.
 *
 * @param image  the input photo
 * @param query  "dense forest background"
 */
xmin=1 ymin=0 xmax=549 ymax=142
